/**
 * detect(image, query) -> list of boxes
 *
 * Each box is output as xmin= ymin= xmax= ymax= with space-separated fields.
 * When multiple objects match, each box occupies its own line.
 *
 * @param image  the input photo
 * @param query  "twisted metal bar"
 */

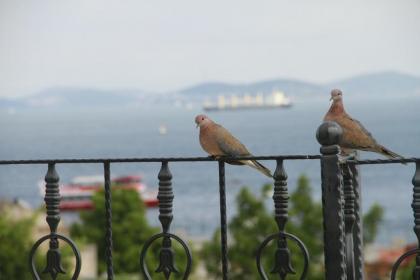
xmin=218 ymin=160 xmax=229 ymax=280
xmin=0 ymin=154 xmax=321 ymax=165
xmin=343 ymin=164 xmax=356 ymax=280
xmin=350 ymin=163 xmax=364 ymax=280
xmin=104 ymin=161 xmax=114 ymax=280
xmin=346 ymin=158 xmax=418 ymax=165
xmin=412 ymin=161 xmax=420 ymax=279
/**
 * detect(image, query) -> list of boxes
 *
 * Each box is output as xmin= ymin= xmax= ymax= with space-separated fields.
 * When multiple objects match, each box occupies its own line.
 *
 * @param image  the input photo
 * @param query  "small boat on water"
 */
xmin=158 ymin=124 xmax=167 ymax=135
xmin=39 ymin=175 xmax=158 ymax=211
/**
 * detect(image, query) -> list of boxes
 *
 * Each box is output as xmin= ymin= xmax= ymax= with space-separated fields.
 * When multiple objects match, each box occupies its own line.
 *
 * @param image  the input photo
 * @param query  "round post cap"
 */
xmin=316 ymin=121 xmax=343 ymax=146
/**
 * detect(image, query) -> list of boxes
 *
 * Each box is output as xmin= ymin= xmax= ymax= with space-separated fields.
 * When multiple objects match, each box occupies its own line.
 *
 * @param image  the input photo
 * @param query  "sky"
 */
xmin=0 ymin=0 xmax=419 ymax=97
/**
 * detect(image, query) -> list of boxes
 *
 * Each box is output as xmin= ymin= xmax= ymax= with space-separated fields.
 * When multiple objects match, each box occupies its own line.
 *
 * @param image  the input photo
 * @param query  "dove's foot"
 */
xmin=208 ymin=155 xmax=222 ymax=160
xmin=339 ymin=153 xmax=357 ymax=163
xmin=340 ymin=150 xmax=357 ymax=161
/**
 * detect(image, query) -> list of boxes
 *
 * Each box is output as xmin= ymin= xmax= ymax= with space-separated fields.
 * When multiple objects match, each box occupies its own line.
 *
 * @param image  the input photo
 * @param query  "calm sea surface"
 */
xmin=1 ymin=95 xmax=419 ymax=244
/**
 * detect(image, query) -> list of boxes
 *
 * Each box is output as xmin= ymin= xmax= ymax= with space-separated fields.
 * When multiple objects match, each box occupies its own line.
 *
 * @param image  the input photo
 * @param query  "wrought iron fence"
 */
xmin=0 ymin=121 xmax=418 ymax=280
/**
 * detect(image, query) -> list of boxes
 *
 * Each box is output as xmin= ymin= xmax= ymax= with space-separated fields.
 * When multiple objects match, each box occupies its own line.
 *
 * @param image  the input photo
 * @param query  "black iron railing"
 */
xmin=316 ymin=121 xmax=419 ymax=280
xmin=0 ymin=121 xmax=418 ymax=279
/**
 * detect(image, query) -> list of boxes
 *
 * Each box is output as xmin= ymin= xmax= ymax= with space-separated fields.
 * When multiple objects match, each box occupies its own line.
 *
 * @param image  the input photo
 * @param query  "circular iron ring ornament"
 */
xmin=391 ymin=248 xmax=420 ymax=280
xmin=140 ymin=232 xmax=192 ymax=280
xmin=29 ymin=233 xmax=82 ymax=280
xmin=256 ymin=232 xmax=309 ymax=280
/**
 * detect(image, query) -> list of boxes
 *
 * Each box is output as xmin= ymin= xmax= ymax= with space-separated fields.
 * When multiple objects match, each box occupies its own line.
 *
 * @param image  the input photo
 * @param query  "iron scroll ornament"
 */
xmin=139 ymin=161 xmax=192 ymax=280
xmin=390 ymin=248 xmax=420 ymax=280
xmin=256 ymin=232 xmax=309 ymax=280
xmin=29 ymin=233 xmax=82 ymax=280
xmin=139 ymin=232 xmax=192 ymax=280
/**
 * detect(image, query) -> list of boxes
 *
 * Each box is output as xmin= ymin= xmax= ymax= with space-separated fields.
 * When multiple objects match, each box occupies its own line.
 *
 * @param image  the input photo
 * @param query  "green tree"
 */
xmin=0 ymin=207 xmax=58 ymax=279
xmin=71 ymin=188 xmax=191 ymax=279
xmin=0 ymin=213 xmax=35 ymax=279
xmin=201 ymin=174 xmax=384 ymax=279
xmin=286 ymin=175 xmax=324 ymax=279
xmin=363 ymin=203 xmax=384 ymax=244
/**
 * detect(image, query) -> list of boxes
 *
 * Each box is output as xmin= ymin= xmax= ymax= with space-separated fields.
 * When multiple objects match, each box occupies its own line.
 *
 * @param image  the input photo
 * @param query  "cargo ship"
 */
xmin=203 ymin=91 xmax=292 ymax=111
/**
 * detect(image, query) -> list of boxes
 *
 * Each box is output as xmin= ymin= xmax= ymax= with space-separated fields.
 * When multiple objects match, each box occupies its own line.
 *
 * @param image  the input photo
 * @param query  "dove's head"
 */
xmin=330 ymin=89 xmax=343 ymax=102
xmin=195 ymin=114 xmax=211 ymax=128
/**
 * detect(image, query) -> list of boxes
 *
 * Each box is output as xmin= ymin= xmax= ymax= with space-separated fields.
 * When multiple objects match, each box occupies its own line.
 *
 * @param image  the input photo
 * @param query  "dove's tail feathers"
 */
xmin=225 ymin=160 xmax=245 ymax=166
xmin=241 ymin=160 xmax=273 ymax=178
xmin=379 ymin=145 xmax=407 ymax=165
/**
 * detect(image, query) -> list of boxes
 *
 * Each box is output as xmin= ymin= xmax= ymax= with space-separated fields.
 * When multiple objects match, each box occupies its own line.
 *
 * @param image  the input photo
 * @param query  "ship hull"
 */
xmin=203 ymin=103 xmax=292 ymax=112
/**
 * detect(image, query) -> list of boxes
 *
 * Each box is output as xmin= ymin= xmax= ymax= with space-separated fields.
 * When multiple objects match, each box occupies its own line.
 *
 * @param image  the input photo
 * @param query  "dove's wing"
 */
xmin=214 ymin=124 xmax=251 ymax=156
xmin=339 ymin=113 xmax=379 ymax=150
xmin=213 ymin=124 xmax=273 ymax=177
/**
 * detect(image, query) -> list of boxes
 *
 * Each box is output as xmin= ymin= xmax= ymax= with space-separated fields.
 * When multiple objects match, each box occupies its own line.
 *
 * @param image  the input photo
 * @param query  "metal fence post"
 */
xmin=316 ymin=121 xmax=347 ymax=280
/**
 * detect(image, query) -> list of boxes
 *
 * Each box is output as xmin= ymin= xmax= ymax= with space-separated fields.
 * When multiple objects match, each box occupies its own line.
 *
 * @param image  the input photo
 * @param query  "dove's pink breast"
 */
xmin=199 ymin=127 xmax=224 ymax=156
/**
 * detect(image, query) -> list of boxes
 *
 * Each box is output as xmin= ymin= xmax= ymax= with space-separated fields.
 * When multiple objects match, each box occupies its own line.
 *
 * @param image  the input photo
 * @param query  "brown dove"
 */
xmin=195 ymin=114 xmax=272 ymax=177
xmin=324 ymin=89 xmax=404 ymax=160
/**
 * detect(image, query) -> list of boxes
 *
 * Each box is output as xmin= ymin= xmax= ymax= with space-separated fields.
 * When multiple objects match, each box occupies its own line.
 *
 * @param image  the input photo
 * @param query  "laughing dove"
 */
xmin=195 ymin=114 xmax=272 ymax=177
xmin=324 ymin=89 xmax=404 ymax=160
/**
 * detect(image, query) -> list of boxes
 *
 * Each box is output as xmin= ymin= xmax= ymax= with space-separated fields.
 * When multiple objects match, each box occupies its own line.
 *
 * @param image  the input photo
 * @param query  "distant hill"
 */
xmin=0 ymin=71 xmax=419 ymax=109
xmin=177 ymin=79 xmax=327 ymax=98
xmin=0 ymin=87 xmax=147 ymax=109
xmin=177 ymin=71 xmax=420 ymax=98
xmin=330 ymin=71 xmax=420 ymax=95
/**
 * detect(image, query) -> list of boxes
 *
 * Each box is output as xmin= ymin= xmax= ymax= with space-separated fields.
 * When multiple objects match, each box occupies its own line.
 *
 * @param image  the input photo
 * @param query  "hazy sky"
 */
xmin=1 ymin=0 xmax=419 ymax=97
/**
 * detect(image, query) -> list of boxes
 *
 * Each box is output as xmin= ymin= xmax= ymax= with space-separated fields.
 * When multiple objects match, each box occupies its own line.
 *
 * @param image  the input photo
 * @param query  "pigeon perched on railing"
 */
xmin=195 ymin=114 xmax=272 ymax=177
xmin=324 ymin=89 xmax=404 ymax=161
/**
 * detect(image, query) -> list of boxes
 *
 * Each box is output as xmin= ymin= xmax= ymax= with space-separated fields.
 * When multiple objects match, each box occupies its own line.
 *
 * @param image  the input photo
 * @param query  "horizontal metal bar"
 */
xmin=0 ymin=155 xmax=321 ymax=165
xmin=346 ymin=158 xmax=419 ymax=165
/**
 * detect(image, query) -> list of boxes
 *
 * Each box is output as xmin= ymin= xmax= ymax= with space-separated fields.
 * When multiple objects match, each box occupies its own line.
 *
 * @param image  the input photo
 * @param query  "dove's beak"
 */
xmin=329 ymin=96 xmax=333 ymax=101
xmin=196 ymin=123 xmax=199 ymax=128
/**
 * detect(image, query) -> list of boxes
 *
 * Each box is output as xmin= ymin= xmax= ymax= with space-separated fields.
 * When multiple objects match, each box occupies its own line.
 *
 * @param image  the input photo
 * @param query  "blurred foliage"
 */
xmin=363 ymin=203 xmax=384 ymax=244
xmin=201 ymin=174 xmax=384 ymax=279
xmin=0 ymin=212 xmax=36 ymax=279
xmin=0 ymin=208 xmax=68 ymax=279
xmin=397 ymin=261 xmax=416 ymax=280
xmin=70 ymin=188 xmax=193 ymax=279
